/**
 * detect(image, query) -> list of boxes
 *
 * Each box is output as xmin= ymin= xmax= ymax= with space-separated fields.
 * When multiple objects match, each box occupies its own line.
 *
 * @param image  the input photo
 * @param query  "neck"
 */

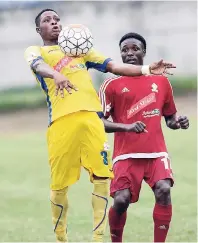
xmin=43 ymin=40 xmax=58 ymax=46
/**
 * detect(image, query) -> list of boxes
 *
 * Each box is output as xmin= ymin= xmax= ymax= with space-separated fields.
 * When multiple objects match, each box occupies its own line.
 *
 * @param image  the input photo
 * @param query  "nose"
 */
xmin=51 ymin=19 xmax=57 ymax=25
xmin=127 ymin=49 xmax=134 ymax=56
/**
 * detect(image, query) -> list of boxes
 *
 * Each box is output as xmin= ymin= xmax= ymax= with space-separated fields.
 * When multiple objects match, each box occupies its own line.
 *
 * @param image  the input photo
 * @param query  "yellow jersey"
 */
xmin=24 ymin=45 xmax=112 ymax=125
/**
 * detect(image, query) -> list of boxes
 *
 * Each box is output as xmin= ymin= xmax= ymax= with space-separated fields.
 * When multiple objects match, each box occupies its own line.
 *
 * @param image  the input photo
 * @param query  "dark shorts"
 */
xmin=110 ymin=157 xmax=174 ymax=203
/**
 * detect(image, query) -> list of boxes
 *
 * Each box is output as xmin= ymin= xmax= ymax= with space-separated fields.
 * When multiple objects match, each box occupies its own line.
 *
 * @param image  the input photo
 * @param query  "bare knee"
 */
xmin=113 ymin=189 xmax=131 ymax=214
xmin=153 ymin=179 xmax=171 ymax=205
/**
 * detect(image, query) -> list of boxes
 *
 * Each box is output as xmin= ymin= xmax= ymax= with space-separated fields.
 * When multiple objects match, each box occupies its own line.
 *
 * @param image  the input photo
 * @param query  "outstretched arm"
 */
xmin=106 ymin=61 xmax=148 ymax=76
xmin=106 ymin=59 xmax=175 ymax=76
xmin=83 ymin=49 xmax=175 ymax=76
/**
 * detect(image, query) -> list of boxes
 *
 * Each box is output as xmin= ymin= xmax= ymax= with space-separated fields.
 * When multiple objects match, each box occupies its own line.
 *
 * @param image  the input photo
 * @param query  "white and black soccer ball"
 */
xmin=58 ymin=24 xmax=93 ymax=57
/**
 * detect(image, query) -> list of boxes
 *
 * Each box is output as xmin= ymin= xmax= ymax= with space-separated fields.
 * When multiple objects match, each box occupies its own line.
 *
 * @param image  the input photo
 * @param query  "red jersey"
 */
xmin=99 ymin=75 xmax=177 ymax=163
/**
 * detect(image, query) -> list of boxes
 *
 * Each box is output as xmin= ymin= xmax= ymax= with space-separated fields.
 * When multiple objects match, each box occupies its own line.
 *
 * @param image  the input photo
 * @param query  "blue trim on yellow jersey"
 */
xmin=85 ymin=58 xmax=112 ymax=73
xmin=35 ymin=73 xmax=52 ymax=125
xmin=30 ymin=56 xmax=43 ymax=69
xmin=97 ymin=112 xmax=104 ymax=118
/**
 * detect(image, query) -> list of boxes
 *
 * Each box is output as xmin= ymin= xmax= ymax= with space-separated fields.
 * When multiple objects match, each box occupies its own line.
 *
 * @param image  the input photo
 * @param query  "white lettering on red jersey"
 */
xmin=99 ymin=75 xmax=177 ymax=163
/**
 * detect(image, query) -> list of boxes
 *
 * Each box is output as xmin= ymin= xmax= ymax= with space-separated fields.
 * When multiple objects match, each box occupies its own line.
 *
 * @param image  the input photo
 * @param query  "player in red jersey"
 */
xmin=99 ymin=33 xmax=189 ymax=242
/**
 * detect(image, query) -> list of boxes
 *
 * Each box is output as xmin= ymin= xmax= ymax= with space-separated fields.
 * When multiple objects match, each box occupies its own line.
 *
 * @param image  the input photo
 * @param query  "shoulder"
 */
xmin=84 ymin=48 xmax=102 ymax=59
xmin=149 ymin=75 xmax=172 ymax=87
xmin=149 ymin=75 xmax=170 ymax=82
xmin=24 ymin=46 xmax=40 ymax=53
xmin=24 ymin=46 xmax=41 ymax=59
xmin=24 ymin=46 xmax=42 ymax=65
xmin=100 ymin=75 xmax=123 ymax=92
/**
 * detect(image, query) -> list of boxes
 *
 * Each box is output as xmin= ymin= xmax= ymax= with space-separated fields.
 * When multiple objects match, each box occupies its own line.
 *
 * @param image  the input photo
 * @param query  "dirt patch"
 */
xmin=0 ymin=95 xmax=196 ymax=134
xmin=0 ymin=108 xmax=48 ymax=134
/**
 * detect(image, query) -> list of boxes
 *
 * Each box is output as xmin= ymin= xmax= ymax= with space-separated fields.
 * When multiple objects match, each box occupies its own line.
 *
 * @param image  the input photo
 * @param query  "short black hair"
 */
xmin=35 ymin=9 xmax=58 ymax=27
xmin=119 ymin=32 xmax=146 ymax=51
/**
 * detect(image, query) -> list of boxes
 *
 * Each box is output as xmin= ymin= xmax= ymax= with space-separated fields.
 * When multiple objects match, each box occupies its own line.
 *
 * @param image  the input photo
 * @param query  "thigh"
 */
xmin=110 ymin=159 xmax=145 ymax=203
xmin=80 ymin=112 xmax=113 ymax=181
xmin=47 ymin=114 xmax=81 ymax=190
xmin=144 ymin=156 xmax=174 ymax=188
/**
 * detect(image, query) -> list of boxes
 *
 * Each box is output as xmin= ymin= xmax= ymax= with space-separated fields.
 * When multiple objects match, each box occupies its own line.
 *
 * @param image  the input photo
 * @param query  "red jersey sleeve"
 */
xmin=99 ymin=78 xmax=115 ymax=118
xmin=162 ymin=78 xmax=177 ymax=116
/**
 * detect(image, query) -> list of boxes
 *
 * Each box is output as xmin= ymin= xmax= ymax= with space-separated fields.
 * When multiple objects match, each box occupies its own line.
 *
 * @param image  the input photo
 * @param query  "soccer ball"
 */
xmin=58 ymin=24 xmax=93 ymax=57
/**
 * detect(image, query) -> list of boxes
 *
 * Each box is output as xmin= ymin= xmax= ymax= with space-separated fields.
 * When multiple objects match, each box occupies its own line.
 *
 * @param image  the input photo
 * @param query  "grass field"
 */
xmin=0 ymin=116 xmax=196 ymax=242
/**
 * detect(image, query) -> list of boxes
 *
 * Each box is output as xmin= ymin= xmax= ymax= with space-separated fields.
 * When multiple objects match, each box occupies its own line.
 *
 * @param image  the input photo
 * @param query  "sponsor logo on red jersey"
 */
xmin=142 ymin=109 xmax=160 ymax=118
xmin=127 ymin=93 xmax=156 ymax=119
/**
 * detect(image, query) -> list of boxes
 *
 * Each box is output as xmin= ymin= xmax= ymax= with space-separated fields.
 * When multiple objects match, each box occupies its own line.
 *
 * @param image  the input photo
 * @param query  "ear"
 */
xmin=143 ymin=49 xmax=146 ymax=57
xmin=36 ymin=27 xmax=41 ymax=34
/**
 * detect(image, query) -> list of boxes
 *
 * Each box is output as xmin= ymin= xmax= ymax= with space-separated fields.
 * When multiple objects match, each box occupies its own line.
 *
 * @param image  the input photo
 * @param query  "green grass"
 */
xmin=0 ymin=118 xmax=196 ymax=242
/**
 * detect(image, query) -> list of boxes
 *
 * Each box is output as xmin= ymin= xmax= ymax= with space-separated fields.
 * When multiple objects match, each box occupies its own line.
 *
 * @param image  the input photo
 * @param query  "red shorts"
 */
xmin=110 ymin=157 xmax=174 ymax=203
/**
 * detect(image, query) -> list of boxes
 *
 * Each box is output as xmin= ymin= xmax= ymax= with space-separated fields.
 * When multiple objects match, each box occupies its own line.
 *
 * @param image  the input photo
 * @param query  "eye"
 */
xmin=43 ymin=19 xmax=50 ymax=23
xmin=133 ymin=46 xmax=140 ymax=51
xmin=122 ymin=48 xmax=128 ymax=53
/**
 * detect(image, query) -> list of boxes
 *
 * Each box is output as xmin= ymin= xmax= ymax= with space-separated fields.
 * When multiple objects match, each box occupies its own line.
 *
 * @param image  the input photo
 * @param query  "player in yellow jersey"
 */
xmin=24 ymin=8 xmax=176 ymax=243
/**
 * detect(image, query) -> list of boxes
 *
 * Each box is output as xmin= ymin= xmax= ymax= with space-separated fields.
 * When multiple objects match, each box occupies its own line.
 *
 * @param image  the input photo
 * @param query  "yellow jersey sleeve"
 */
xmin=83 ymin=48 xmax=112 ymax=73
xmin=24 ymin=46 xmax=43 ymax=68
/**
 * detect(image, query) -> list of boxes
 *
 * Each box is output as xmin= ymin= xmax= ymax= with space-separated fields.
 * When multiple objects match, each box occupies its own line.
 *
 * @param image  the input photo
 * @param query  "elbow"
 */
xmin=106 ymin=61 xmax=117 ymax=74
xmin=104 ymin=127 xmax=111 ymax=133
xmin=164 ymin=117 xmax=170 ymax=128
xmin=101 ymin=117 xmax=110 ymax=133
xmin=101 ymin=117 xmax=107 ymax=128
xmin=32 ymin=61 xmax=41 ymax=73
xmin=104 ymin=126 xmax=111 ymax=133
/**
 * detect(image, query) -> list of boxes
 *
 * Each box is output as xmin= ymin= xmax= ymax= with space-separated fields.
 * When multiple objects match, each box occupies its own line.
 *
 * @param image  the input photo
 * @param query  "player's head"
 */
xmin=35 ymin=9 xmax=62 ymax=42
xmin=119 ymin=32 xmax=146 ymax=65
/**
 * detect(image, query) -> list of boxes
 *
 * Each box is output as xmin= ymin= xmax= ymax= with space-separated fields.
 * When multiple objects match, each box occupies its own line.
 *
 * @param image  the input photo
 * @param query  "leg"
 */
xmin=108 ymin=189 xmax=130 ymax=242
xmin=80 ymin=112 xmax=114 ymax=242
xmin=47 ymin=114 xmax=81 ymax=242
xmin=153 ymin=179 xmax=172 ymax=243
xmin=51 ymin=187 xmax=69 ymax=242
xmin=92 ymin=175 xmax=110 ymax=242
xmin=113 ymin=189 xmax=131 ymax=213
xmin=145 ymin=156 xmax=174 ymax=243
xmin=153 ymin=179 xmax=172 ymax=205
xmin=109 ymin=159 xmax=144 ymax=243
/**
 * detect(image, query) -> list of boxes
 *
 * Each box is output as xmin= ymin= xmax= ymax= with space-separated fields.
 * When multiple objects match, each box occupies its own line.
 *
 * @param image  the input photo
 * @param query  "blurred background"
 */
xmin=0 ymin=0 xmax=197 ymax=110
xmin=0 ymin=1 xmax=197 ymax=242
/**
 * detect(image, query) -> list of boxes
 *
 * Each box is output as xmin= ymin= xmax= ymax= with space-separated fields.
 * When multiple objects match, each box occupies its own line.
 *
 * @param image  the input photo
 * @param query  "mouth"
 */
xmin=52 ymin=26 xmax=60 ymax=33
xmin=126 ymin=58 xmax=137 ymax=64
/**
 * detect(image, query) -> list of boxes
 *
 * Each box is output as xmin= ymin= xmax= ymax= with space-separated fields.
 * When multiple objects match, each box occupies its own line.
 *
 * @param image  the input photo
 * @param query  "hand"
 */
xmin=178 ymin=115 xmax=189 ymax=129
xmin=125 ymin=121 xmax=148 ymax=133
xmin=149 ymin=59 xmax=176 ymax=76
xmin=167 ymin=119 xmax=180 ymax=130
xmin=167 ymin=115 xmax=189 ymax=130
xmin=53 ymin=72 xmax=78 ymax=97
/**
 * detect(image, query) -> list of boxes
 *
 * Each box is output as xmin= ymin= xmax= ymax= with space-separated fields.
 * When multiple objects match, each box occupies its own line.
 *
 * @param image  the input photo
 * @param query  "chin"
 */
xmin=127 ymin=61 xmax=139 ymax=65
xmin=51 ymin=33 xmax=59 ymax=39
xmin=54 ymin=32 xmax=60 ymax=36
